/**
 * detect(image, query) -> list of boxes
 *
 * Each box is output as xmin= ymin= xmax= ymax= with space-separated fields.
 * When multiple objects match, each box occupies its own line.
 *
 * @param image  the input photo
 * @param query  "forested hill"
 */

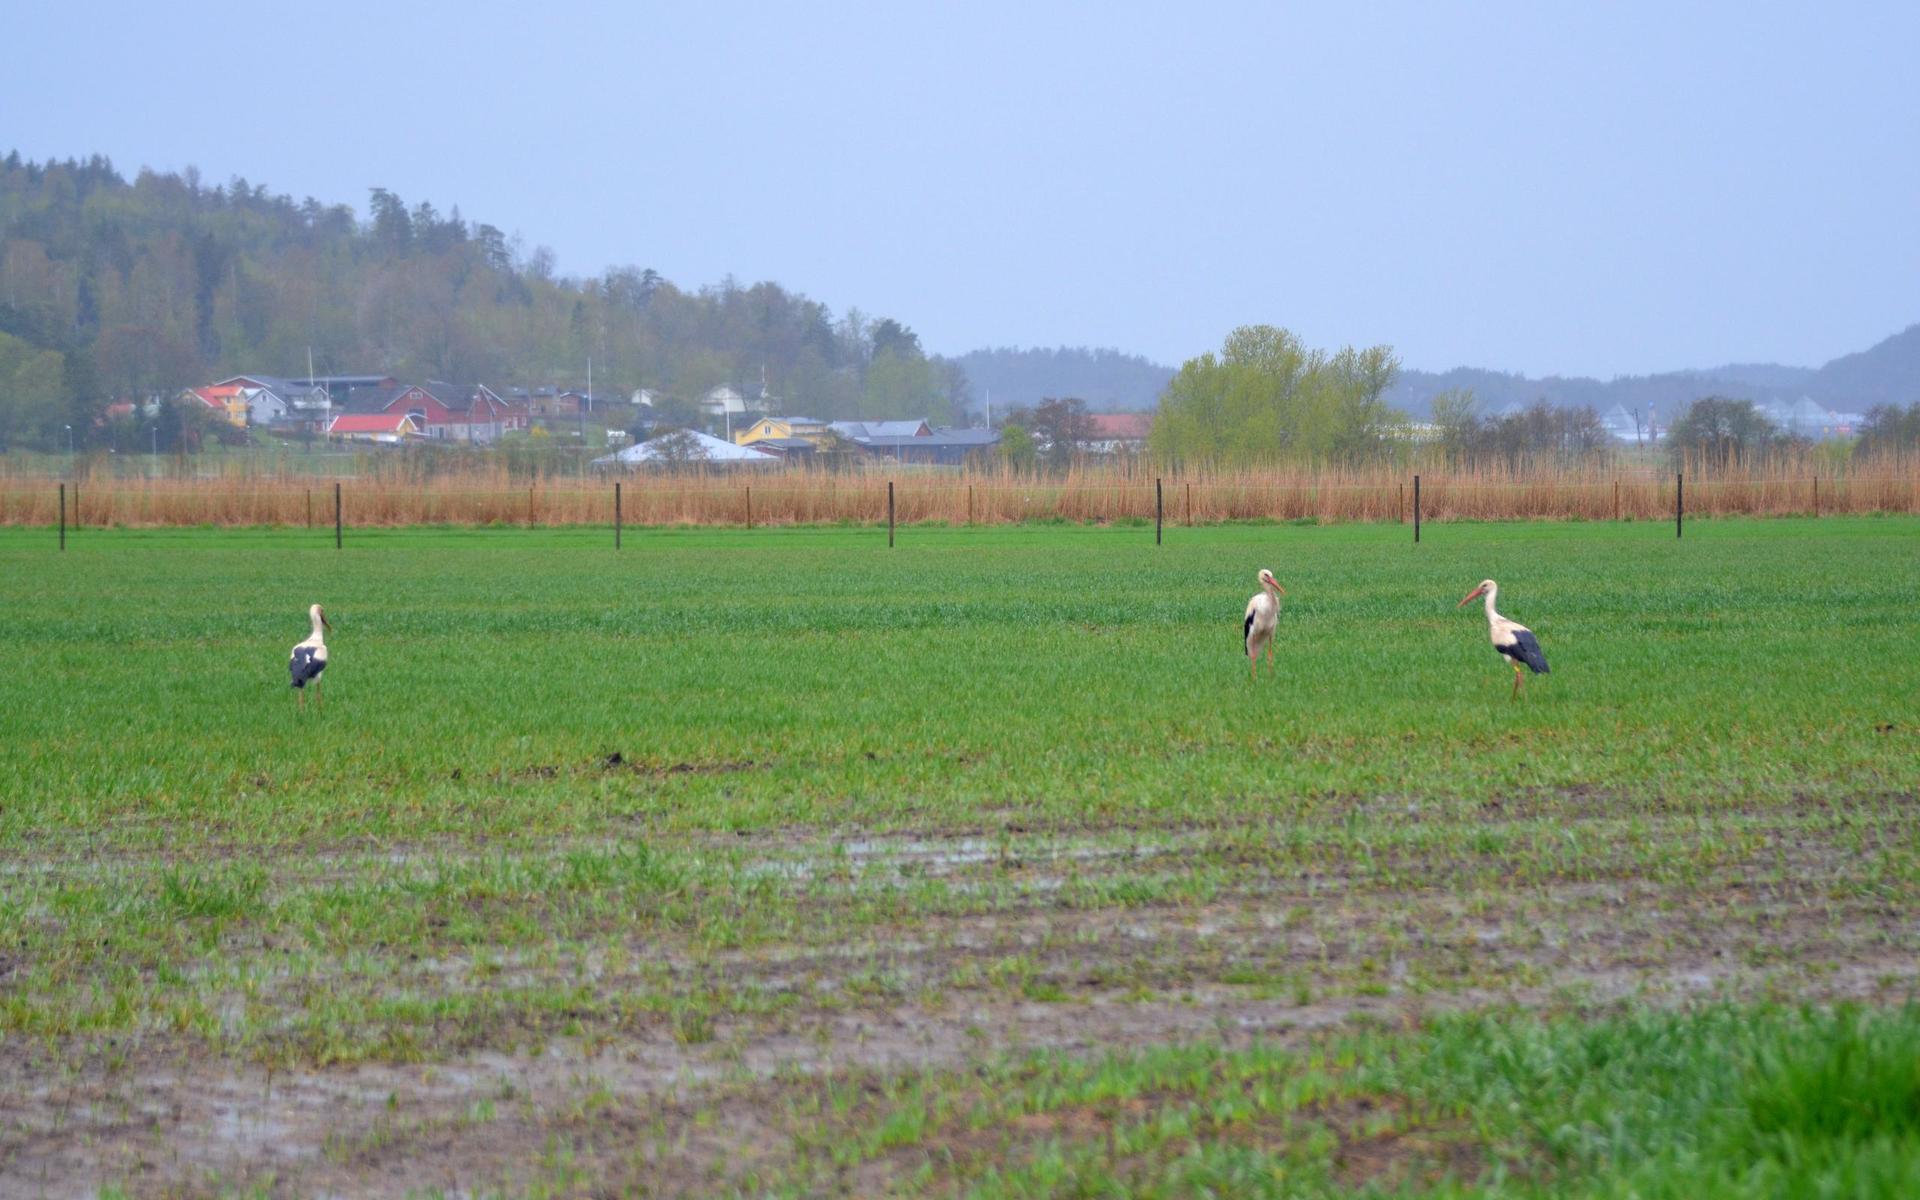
xmin=952 ymin=346 xmax=1175 ymax=413
xmin=1386 ymin=324 xmax=1920 ymax=420
xmin=0 ymin=152 xmax=969 ymax=447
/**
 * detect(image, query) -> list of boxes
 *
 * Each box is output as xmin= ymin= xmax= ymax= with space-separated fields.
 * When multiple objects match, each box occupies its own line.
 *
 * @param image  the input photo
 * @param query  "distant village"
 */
xmin=1402 ymin=397 xmax=1872 ymax=446
xmin=1582 ymin=398 xmax=1871 ymax=444
xmin=134 ymin=372 xmax=1158 ymax=466
xmin=131 ymin=370 xmax=1872 ymax=471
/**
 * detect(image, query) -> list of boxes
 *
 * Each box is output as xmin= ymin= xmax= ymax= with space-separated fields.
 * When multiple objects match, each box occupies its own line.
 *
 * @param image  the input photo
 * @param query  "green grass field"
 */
xmin=2 ymin=518 xmax=1917 ymax=1196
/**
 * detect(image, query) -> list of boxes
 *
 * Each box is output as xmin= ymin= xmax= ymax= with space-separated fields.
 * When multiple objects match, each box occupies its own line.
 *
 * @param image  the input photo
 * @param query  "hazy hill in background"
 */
xmin=5 ymin=151 xmax=1914 ymax=449
xmin=956 ymin=327 xmax=1918 ymax=424
xmin=1387 ymin=325 xmax=1920 ymax=419
xmin=0 ymin=152 xmax=970 ymax=449
xmin=952 ymin=347 xmax=1174 ymax=414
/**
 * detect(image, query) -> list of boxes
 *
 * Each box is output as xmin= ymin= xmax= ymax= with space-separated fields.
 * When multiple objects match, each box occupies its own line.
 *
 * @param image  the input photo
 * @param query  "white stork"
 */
xmin=1457 ymin=579 xmax=1549 ymax=696
xmin=1242 ymin=569 xmax=1286 ymax=680
xmin=289 ymin=603 xmax=331 ymax=709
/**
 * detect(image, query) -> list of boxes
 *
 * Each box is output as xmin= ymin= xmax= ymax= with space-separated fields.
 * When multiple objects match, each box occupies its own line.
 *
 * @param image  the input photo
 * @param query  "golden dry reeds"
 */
xmin=1 ymin=456 xmax=1916 ymax=528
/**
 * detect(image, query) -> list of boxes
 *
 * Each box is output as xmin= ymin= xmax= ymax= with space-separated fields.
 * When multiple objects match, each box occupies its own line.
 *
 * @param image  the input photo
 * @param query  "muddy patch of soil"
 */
xmin=6 ymin=951 xmax=1917 ymax=1198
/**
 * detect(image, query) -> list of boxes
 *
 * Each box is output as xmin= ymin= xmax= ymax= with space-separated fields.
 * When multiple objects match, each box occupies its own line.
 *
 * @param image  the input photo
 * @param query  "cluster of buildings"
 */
xmin=162 ymin=370 xmax=1161 ymax=467
xmin=1750 ymin=399 xmax=1870 ymax=440
xmin=173 ymin=374 xmax=569 ymax=444
xmin=1591 ymin=400 xmax=1868 ymax=444
xmin=597 ymin=416 xmax=1004 ymax=468
xmin=597 ymin=412 xmax=1155 ymax=468
xmin=737 ymin=417 xmax=999 ymax=464
xmin=1420 ymin=400 xmax=1871 ymax=446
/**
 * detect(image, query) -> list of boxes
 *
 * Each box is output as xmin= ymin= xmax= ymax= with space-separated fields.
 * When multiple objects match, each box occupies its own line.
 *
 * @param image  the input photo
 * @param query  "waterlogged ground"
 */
xmin=1 ymin=520 xmax=1917 ymax=1196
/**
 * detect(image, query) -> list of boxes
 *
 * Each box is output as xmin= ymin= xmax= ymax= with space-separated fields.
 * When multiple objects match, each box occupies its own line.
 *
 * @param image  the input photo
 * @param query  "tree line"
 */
xmin=1141 ymin=326 xmax=1920 ymax=471
xmin=1145 ymin=325 xmax=1403 ymax=467
xmin=0 ymin=153 xmax=969 ymax=451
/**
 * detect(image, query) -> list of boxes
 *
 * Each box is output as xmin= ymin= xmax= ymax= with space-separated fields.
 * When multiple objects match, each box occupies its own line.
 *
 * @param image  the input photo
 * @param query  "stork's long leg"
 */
xmin=1512 ymin=665 xmax=1523 ymax=698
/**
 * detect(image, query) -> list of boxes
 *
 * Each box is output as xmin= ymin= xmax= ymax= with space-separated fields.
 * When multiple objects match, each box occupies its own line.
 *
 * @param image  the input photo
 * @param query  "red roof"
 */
xmin=328 ymin=413 xmax=416 ymax=434
xmin=1087 ymin=413 xmax=1154 ymax=439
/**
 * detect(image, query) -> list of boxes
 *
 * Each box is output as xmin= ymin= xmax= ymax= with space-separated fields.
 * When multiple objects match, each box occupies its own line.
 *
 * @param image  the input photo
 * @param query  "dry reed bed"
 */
xmin=3 ymin=465 xmax=1917 ymax=528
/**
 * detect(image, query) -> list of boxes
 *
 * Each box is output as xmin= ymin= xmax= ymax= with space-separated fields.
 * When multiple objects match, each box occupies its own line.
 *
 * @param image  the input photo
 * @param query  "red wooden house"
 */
xmin=341 ymin=382 xmax=525 ymax=444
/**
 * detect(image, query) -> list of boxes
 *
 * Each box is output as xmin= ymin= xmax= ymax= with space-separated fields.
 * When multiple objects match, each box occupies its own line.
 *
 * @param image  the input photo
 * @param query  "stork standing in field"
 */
xmin=289 ymin=603 xmax=331 ymax=709
xmin=1242 ymin=569 xmax=1286 ymax=680
xmin=1457 ymin=579 xmax=1549 ymax=696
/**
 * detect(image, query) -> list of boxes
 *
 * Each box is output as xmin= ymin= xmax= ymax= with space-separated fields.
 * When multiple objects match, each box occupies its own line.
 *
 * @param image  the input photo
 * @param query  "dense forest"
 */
xmin=0 ymin=153 xmax=971 ymax=449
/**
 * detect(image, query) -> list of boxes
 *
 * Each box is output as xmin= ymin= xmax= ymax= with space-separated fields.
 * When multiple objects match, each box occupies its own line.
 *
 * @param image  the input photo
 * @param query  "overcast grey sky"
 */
xmin=6 ymin=2 xmax=1915 ymax=376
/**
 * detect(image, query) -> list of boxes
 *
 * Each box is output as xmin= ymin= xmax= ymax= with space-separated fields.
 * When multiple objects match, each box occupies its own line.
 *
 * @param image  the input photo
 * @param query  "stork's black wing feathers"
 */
xmin=1243 ymin=610 xmax=1256 ymax=654
xmin=1500 ymin=629 xmax=1550 ymax=674
xmin=289 ymin=646 xmax=326 ymax=689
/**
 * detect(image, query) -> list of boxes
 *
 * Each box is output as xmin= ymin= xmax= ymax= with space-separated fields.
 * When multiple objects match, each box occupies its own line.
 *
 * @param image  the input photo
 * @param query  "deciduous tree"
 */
xmin=1149 ymin=325 xmax=1400 ymax=466
xmin=1667 ymin=396 xmax=1790 ymax=467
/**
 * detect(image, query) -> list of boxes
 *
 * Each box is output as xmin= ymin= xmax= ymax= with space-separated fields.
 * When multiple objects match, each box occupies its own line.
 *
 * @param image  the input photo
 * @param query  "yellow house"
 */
xmin=734 ymin=416 xmax=830 ymax=447
xmin=180 ymin=384 xmax=250 ymax=428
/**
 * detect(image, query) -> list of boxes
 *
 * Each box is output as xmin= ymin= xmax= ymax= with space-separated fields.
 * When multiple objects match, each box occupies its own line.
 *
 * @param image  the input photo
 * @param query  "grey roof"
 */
xmin=829 ymin=419 xmax=931 ymax=440
xmin=753 ymin=437 xmax=818 ymax=451
xmin=218 ymin=374 xmax=330 ymax=403
xmin=861 ymin=428 xmax=1000 ymax=449
xmin=342 ymin=384 xmax=409 ymax=414
xmin=423 ymin=380 xmax=481 ymax=403
xmin=292 ymin=374 xmax=395 ymax=389
xmin=423 ymin=381 xmax=512 ymax=415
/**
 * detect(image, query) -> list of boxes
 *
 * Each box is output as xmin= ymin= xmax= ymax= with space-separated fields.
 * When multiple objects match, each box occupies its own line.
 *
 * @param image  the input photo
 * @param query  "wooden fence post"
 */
xmin=887 ymin=480 xmax=895 ymax=547
xmin=1675 ymin=472 xmax=1683 ymax=538
xmin=59 ymin=483 xmax=66 ymax=551
xmin=1614 ymin=479 xmax=1620 ymax=521
xmin=615 ymin=481 xmax=623 ymax=548
xmin=306 ymin=488 xmax=313 ymax=529
xmin=967 ymin=483 xmax=973 ymax=525
xmin=1812 ymin=475 xmax=1818 ymax=516
xmin=746 ymin=485 xmax=753 ymax=530
xmin=1155 ymin=478 xmax=1163 ymax=545
xmin=334 ymin=482 xmax=342 ymax=549
xmin=1185 ymin=481 xmax=1192 ymax=526
xmin=1413 ymin=475 xmax=1421 ymax=543
xmin=528 ymin=487 xmax=535 ymax=528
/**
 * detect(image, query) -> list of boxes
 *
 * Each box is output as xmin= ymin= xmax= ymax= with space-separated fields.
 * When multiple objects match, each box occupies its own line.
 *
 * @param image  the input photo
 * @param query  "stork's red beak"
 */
xmin=1271 ymin=582 xmax=1287 ymax=595
xmin=1457 ymin=587 xmax=1483 ymax=607
xmin=321 ymin=611 xmax=332 ymax=630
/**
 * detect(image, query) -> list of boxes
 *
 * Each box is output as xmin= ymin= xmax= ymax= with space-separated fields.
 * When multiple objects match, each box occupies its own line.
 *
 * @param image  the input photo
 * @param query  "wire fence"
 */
xmin=3 ymin=466 xmax=1918 ymax=536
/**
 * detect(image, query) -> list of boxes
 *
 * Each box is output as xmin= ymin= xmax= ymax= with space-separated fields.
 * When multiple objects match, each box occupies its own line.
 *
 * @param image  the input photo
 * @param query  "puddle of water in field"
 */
xmin=746 ymin=833 xmax=1183 ymax=883
xmin=209 ymin=1100 xmax=308 ymax=1156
